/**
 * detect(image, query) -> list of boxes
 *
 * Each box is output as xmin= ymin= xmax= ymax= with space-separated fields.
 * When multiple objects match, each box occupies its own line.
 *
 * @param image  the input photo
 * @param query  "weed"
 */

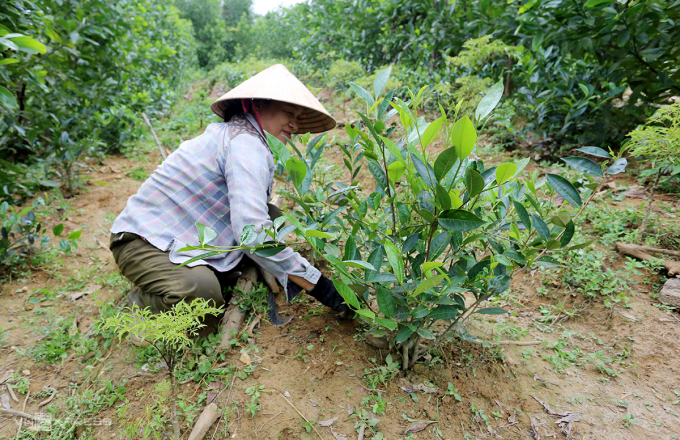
xmin=0 ymin=327 xmax=7 ymax=348
xmin=126 ymin=166 xmax=148 ymax=181
xmin=445 ymin=382 xmax=462 ymax=402
xmin=245 ymin=384 xmax=264 ymax=417
xmin=622 ymin=413 xmax=637 ymax=427
xmin=104 ymin=299 xmax=223 ymax=440
xmin=302 ymin=419 xmax=316 ymax=433
xmin=230 ymin=281 xmax=269 ymax=320
xmin=471 ymin=402 xmax=490 ymax=426
xmin=10 ymin=373 xmax=30 ymax=394
xmin=556 ymin=250 xmax=630 ymax=306
xmin=363 ymin=354 xmax=399 ymax=389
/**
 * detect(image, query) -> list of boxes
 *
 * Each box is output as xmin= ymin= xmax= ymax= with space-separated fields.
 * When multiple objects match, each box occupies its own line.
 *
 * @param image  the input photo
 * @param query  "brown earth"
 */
xmin=1 ymin=119 xmax=680 ymax=440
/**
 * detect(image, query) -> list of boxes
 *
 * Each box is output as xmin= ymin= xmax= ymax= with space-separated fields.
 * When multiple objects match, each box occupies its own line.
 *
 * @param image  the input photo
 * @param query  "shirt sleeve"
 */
xmin=224 ymin=133 xmax=321 ymax=301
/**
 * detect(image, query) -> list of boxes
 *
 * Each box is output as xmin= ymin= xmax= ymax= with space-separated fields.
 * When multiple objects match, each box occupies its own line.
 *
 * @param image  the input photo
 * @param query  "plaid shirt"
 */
xmin=111 ymin=113 xmax=320 ymax=301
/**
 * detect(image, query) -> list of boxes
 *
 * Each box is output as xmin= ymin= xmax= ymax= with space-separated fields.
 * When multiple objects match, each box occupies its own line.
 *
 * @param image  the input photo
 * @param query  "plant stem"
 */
xmin=639 ymin=165 xmax=665 ymax=241
xmin=402 ymin=343 xmax=409 ymax=370
xmin=169 ymin=366 xmax=180 ymax=440
xmin=378 ymin=137 xmax=398 ymax=238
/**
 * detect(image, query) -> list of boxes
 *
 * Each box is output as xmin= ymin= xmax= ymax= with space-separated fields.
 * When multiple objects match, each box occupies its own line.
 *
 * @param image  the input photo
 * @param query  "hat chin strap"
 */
xmin=241 ymin=99 xmax=265 ymax=138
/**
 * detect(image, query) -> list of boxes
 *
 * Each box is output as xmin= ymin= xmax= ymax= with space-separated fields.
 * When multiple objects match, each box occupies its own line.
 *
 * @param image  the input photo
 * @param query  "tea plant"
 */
xmin=0 ymin=201 xmax=50 ymax=268
xmin=272 ymin=68 xmax=628 ymax=368
xmin=186 ymin=68 xmax=628 ymax=369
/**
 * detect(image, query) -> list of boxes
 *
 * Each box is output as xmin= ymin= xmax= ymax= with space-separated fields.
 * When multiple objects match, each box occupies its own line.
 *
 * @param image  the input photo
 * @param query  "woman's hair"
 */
xmin=224 ymin=99 xmax=273 ymax=122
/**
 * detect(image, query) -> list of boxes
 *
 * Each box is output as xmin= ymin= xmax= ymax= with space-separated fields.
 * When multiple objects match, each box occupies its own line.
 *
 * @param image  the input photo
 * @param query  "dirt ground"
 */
xmin=1 ymin=119 xmax=680 ymax=440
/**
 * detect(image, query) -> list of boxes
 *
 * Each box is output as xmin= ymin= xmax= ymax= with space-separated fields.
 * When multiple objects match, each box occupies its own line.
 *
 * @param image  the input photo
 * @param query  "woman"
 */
xmin=109 ymin=65 xmax=347 ymax=342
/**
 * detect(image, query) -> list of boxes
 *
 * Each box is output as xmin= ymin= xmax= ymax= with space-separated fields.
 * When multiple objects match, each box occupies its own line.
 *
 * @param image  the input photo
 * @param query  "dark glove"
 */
xmin=307 ymin=276 xmax=351 ymax=315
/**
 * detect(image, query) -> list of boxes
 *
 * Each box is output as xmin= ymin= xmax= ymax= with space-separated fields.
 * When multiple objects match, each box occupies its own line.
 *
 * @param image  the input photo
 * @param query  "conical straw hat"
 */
xmin=210 ymin=64 xmax=336 ymax=133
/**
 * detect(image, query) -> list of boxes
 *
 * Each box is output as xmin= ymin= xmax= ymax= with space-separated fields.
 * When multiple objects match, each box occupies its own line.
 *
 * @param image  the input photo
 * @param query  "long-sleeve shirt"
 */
xmin=111 ymin=113 xmax=320 ymax=301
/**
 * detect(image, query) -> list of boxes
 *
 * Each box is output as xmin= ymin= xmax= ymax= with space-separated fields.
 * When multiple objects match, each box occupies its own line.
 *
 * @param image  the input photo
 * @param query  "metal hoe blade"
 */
xmin=268 ymin=291 xmax=294 ymax=327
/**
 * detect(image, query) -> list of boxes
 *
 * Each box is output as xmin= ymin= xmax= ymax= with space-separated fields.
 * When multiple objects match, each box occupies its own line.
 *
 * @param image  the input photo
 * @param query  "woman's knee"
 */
xmin=162 ymin=267 xmax=225 ymax=310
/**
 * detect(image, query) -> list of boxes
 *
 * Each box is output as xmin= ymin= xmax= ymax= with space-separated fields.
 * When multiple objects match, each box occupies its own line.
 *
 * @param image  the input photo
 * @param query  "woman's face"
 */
xmin=254 ymin=101 xmax=305 ymax=143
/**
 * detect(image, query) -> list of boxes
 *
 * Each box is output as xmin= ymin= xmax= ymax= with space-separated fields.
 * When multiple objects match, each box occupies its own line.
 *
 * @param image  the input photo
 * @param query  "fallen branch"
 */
xmin=5 ymin=384 xmax=18 ymax=403
xmin=498 ymin=340 xmax=542 ymax=346
xmin=188 ymin=403 xmax=219 ymax=440
xmin=0 ymin=407 xmax=41 ymax=422
xmin=623 ymin=244 xmax=680 ymax=258
xmin=279 ymin=393 xmax=323 ymax=440
xmin=141 ymin=112 xmax=168 ymax=160
xmin=38 ymin=387 xmax=57 ymax=407
xmin=615 ymin=243 xmax=680 ymax=277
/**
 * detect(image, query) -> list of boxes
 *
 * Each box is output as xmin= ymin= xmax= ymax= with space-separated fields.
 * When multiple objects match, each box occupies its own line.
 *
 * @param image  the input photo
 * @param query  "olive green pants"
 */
xmin=110 ymin=204 xmax=282 ymax=313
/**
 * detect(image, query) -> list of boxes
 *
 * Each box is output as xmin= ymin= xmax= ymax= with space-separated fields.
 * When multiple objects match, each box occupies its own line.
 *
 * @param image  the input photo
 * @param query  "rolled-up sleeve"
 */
xmin=224 ymin=133 xmax=321 ymax=300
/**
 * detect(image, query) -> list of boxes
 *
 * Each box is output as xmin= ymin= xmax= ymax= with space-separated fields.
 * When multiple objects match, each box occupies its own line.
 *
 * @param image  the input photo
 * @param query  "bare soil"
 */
xmin=1 ymin=122 xmax=680 ymax=440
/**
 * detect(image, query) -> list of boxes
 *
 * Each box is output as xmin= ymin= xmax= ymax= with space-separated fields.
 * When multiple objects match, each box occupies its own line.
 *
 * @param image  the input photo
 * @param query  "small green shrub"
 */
xmin=0 ymin=201 xmax=49 ymax=268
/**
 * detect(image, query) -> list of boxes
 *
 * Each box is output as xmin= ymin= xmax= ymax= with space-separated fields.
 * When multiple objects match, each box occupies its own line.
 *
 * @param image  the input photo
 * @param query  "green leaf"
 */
xmin=512 ymin=157 xmax=531 ymax=178
xmin=355 ymin=309 xmax=376 ymax=319
xmin=0 ymin=58 xmax=19 ymax=65
xmin=476 ymin=307 xmax=509 ymax=315
xmin=410 ymin=152 xmax=436 ymax=188
xmin=513 ymin=201 xmax=531 ymax=230
xmin=532 ymin=214 xmax=551 ymax=242
xmin=428 ymin=306 xmax=460 ymax=321
xmin=433 ymin=147 xmax=459 ymax=182
xmin=465 ymin=168 xmax=485 ymax=198
xmin=53 ymin=223 xmax=64 ymax=237
xmin=304 ymin=229 xmax=335 ymax=239
xmin=387 ymin=161 xmax=406 ymax=182
xmin=381 ymin=136 xmax=403 ymax=162
xmin=239 ymin=224 xmax=257 ymax=245
xmin=475 ymin=80 xmax=504 ymax=122
xmin=342 ymin=260 xmax=376 ymax=270
xmin=421 ymin=116 xmax=445 ymax=148
xmin=606 ymin=158 xmax=627 ymax=175
xmin=11 ymin=36 xmax=47 ymax=54
xmin=450 ymin=116 xmax=477 ymax=159
xmin=585 ymin=0 xmax=612 ymax=7
xmin=495 ymin=163 xmax=517 ymax=185
xmin=576 ymin=146 xmax=611 ymax=159
xmin=266 ymin=132 xmax=291 ymax=163
xmin=377 ymin=287 xmax=395 ymax=318
xmin=373 ymin=66 xmax=392 ymax=97
xmin=560 ymin=220 xmax=575 ymax=248
xmin=285 ymin=158 xmax=307 ymax=187
xmin=435 ymin=184 xmax=452 ymax=211
xmin=375 ymin=317 xmax=397 ymax=331
xmin=176 ymin=251 xmax=223 ymax=267
xmin=395 ymin=326 xmax=415 ymax=344
xmin=417 ymin=328 xmax=435 ymax=340
xmin=561 ymin=157 xmax=603 ymax=177
xmin=350 ymin=82 xmax=375 ymax=108
xmin=413 ymin=274 xmax=447 ymax=296
xmin=333 ymin=280 xmax=360 ymax=310
xmin=67 ymin=230 xmax=82 ymax=240
xmin=197 ymin=223 xmax=217 ymax=246
xmin=617 ymin=29 xmax=630 ymax=47
xmin=344 ymin=235 xmax=356 ymax=260
xmin=0 ymin=86 xmax=18 ymax=109
xmin=567 ymin=240 xmax=595 ymax=251
xmin=546 ymin=174 xmax=582 ymax=208
xmin=536 ymin=256 xmax=562 ymax=268
xmin=383 ymin=240 xmax=404 ymax=284
xmin=253 ymin=245 xmax=286 ymax=257
xmin=45 ymin=27 xmax=62 ymax=43
xmin=439 ymin=209 xmax=485 ymax=232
